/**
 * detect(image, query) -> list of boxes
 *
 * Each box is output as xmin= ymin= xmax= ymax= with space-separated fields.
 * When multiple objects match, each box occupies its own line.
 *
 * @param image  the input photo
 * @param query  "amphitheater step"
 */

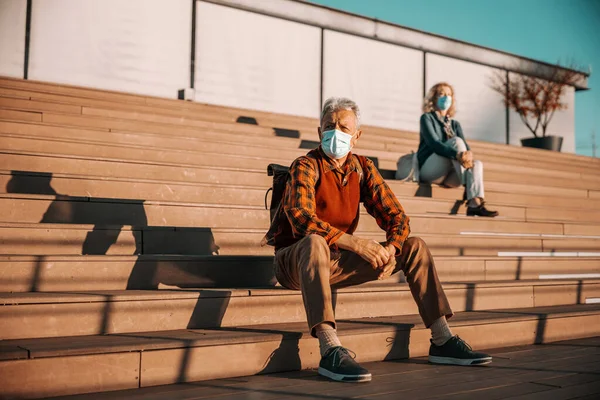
xmin=1 ymin=254 xmax=599 ymax=292
xmin=0 ymin=304 xmax=599 ymax=398
xmin=1 ymin=279 xmax=600 ymax=340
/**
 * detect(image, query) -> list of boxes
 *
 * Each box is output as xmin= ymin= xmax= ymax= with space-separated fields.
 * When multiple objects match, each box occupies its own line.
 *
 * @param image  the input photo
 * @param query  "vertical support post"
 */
xmin=319 ymin=28 xmax=324 ymax=109
xmin=422 ymin=51 xmax=427 ymax=98
xmin=505 ymin=70 xmax=510 ymax=145
xmin=24 ymin=0 xmax=33 ymax=79
xmin=190 ymin=0 xmax=197 ymax=89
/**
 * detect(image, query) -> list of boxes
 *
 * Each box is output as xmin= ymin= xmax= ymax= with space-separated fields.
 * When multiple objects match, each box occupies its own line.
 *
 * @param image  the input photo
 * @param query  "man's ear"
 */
xmin=317 ymin=126 xmax=322 ymax=141
xmin=352 ymin=130 xmax=362 ymax=146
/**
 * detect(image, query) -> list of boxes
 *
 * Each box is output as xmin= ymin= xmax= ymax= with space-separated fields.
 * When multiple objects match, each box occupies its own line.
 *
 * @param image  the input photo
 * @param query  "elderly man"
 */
xmin=263 ymin=97 xmax=491 ymax=382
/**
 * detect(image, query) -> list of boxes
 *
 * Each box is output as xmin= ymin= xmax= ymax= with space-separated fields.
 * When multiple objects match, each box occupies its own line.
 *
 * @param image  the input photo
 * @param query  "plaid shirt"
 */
xmin=278 ymin=148 xmax=411 ymax=254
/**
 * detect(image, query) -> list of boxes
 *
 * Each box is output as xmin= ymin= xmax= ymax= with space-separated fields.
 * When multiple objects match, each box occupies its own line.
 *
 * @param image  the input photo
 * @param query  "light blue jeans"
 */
xmin=419 ymin=137 xmax=484 ymax=200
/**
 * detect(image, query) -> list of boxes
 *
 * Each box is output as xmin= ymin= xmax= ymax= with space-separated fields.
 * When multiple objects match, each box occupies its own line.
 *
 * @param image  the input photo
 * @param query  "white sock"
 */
xmin=430 ymin=317 xmax=454 ymax=346
xmin=316 ymin=325 xmax=342 ymax=357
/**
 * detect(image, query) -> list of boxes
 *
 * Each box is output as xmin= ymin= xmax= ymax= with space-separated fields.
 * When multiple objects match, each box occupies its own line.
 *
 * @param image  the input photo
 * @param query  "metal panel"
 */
xmin=426 ymin=53 xmax=507 ymax=144
xmin=28 ymin=0 xmax=192 ymax=98
xmin=323 ymin=30 xmax=423 ymax=131
xmin=194 ymin=1 xmax=321 ymax=118
xmin=508 ymin=72 xmax=576 ymax=153
xmin=0 ymin=0 xmax=26 ymax=78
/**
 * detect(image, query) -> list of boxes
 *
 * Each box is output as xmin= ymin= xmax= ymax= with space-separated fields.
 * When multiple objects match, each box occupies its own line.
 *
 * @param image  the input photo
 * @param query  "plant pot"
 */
xmin=520 ymin=136 xmax=563 ymax=152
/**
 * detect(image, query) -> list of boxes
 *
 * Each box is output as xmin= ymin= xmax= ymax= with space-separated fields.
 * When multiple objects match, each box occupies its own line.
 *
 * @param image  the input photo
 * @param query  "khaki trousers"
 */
xmin=274 ymin=235 xmax=453 ymax=337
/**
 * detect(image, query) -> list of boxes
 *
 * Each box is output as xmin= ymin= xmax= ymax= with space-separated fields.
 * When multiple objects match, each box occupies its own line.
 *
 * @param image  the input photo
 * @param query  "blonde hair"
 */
xmin=423 ymin=82 xmax=457 ymax=117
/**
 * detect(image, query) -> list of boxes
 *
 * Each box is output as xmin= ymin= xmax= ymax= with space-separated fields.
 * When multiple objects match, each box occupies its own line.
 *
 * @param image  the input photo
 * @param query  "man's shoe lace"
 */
xmin=329 ymin=346 xmax=357 ymax=367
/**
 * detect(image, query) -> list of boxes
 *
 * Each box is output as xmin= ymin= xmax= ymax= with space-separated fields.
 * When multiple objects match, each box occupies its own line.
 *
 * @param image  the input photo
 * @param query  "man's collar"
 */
xmin=318 ymin=146 xmax=358 ymax=174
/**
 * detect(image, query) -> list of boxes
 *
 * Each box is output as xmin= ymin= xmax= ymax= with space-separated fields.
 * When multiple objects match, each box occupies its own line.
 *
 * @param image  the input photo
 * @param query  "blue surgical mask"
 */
xmin=437 ymin=95 xmax=452 ymax=111
xmin=321 ymin=129 xmax=353 ymax=159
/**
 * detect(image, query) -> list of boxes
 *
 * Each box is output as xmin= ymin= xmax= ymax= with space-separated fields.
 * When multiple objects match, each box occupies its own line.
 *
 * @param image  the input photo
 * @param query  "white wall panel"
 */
xmin=508 ymin=72 xmax=575 ymax=153
xmin=194 ymin=2 xmax=321 ymax=118
xmin=323 ymin=30 xmax=422 ymax=131
xmin=0 ymin=0 xmax=26 ymax=78
xmin=29 ymin=0 xmax=191 ymax=98
xmin=426 ymin=54 xmax=506 ymax=144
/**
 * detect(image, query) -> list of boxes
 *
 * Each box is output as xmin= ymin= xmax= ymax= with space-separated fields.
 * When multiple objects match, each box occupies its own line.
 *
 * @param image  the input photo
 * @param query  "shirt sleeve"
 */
xmin=420 ymin=113 xmax=459 ymax=159
xmin=361 ymin=157 xmax=411 ymax=254
xmin=283 ymin=156 xmax=345 ymax=245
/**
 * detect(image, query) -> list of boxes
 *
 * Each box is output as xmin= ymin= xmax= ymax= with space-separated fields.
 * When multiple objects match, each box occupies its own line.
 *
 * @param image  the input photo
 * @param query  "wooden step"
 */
xmin=2 ymin=94 xmax=597 ymax=181
xmin=0 ymin=304 xmax=599 ymax=398
xmin=2 ymin=150 xmax=594 ymax=205
xmin=1 ymin=118 xmax=596 ymax=182
xmin=2 ymin=77 xmax=599 ymax=166
xmin=1 ymin=105 xmax=598 ymax=180
xmin=1 ymin=254 xmax=598 ymax=292
xmin=4 ymin=169 xmax=600 ymax=216
xmin=1 ymin=279 xmax=599 ymax=340
xmin=2 ymin=129 xmax=598 ymax=192
xmin=2 ymin=83 xmax=599 ymax=171
xmin=1 ymin=194 xmax=579 ymax=235
xmin=4 ymin=219 xmax=599 ymax=257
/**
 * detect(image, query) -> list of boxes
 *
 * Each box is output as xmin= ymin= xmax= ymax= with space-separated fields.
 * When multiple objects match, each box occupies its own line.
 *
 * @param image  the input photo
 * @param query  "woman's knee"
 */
xmin=448 ymin=136 xmax=467 ymax=152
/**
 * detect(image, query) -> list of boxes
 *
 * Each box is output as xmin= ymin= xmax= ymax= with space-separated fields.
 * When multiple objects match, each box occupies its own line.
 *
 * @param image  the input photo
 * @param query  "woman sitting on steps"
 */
xmin=417 ymin=82 xmax=498 ymax=217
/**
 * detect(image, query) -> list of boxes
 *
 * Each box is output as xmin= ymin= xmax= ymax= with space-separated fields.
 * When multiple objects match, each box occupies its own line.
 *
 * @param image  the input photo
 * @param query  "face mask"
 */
xmin=437 ymin=95 xmax=452 ymax=111
xmin=321 ymin=129 xmax=353 ymax=159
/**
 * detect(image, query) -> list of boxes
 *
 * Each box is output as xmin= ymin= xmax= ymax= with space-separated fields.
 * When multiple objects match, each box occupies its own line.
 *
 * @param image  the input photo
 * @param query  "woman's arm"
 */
xmin=453 ymin=120 xmax=471 ymax=151
xmin=420 ymin=113 xmax=459 ymax=159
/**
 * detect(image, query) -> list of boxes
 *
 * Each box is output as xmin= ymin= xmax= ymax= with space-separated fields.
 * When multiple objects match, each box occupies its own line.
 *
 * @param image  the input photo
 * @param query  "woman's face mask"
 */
xmin=437 ymin=95 xmax=452 ymax=111
xmin=321 ymin=129 xmax=353 ymax=159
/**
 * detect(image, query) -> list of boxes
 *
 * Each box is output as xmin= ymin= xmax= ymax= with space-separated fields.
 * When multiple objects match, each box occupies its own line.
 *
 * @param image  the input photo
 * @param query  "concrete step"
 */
xmin=1 ymin=279 xmax=599 ymax=340
xmin=0 ymin=304 xmax=599 ymax=398
xmin=1 ymin=254 xmax=599 ymax=292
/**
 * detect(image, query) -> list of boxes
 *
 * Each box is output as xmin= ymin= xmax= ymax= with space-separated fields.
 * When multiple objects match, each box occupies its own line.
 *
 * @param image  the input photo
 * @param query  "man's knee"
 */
xmin=298 ymin=235 xmax=330 ymax=265
xmin=403 ymin=236 xmax=426 ymax=250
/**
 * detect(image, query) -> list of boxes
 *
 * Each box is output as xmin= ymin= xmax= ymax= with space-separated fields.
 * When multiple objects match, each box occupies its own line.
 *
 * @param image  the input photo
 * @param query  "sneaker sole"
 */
xmin=318 ymin=367 xmax=372 ymax=382
xmin=428 ymin=355 xmax=492 ymax=366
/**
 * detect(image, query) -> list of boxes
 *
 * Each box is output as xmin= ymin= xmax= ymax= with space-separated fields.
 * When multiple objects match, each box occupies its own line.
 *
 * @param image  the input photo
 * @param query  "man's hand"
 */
xmin=354 ymin=238 xmax=392 ymax=269
xmin=335 ymin=235 xmax=398 ymax=278
xmin=457 ymin=151 xmax=474 ymax=169
xmin=377 ymin=244 xmax=397 ymax=280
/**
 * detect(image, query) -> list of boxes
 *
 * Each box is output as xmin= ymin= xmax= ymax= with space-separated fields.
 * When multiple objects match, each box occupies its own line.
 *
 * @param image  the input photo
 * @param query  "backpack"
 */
xmin=395 ymin=151 xmax=420 ymax=182
xmin=264 ymin=154 xmax=365 ymax=222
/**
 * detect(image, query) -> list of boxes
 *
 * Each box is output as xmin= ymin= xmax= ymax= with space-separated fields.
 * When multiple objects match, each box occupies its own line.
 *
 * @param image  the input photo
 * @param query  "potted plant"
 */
xmin=491 ymin=63 xmax=583 ymax=151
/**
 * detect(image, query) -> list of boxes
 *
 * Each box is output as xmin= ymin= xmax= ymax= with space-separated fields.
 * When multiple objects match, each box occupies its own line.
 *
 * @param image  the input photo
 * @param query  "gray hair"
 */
xmin=320 ymin=97 xmax=361 ymax=128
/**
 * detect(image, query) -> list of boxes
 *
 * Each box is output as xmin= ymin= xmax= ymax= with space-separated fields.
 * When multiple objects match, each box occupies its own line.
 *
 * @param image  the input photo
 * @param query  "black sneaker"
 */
xmin=318 ymin=346 xmax=372 ymax=382
xmin=467 ymin=202 xmax=499 ymax=217
xmin=429 ymin=336 xmax=492 ymax=366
